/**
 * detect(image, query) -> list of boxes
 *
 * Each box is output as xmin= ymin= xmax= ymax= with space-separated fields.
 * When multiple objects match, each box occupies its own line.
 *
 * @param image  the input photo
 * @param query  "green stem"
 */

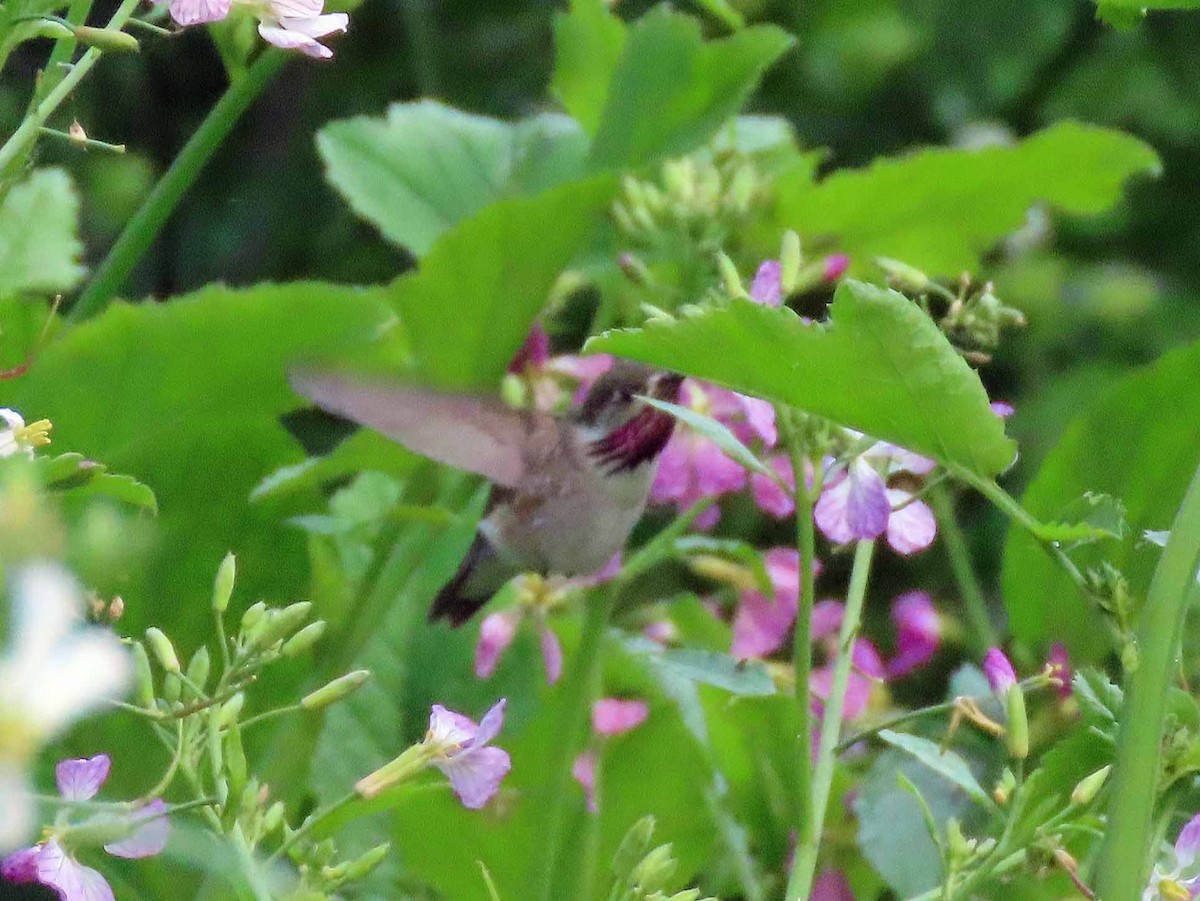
xmin=781 ymin=412 xmax=818 ymax=896
xmin=536 ymin=586 xmax=618 ymax=901
xmin=1096 ymin=460 xmax=1200 ymax=901
xmin=266 ymin=790 xmax=357 ymax=864
xmin=575 ymin=752 xmax=603 ymax=901
xmin=0 ymin=0 xmax=136 ymax=177
xmin=786 ymin=539 xmax=876 ymax=901
xmin=69 ymin=49 xmax=286 ymax=321
xmin=929 ymin=481 xmax=997 ymax=655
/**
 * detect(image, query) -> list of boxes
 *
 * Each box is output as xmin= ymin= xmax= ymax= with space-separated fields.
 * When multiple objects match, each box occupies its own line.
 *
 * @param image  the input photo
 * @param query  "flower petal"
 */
xmin=749 ymin=260 xmax=782 ymax=306
xmin=104 ymin=799 xmax=168 ymax=859
xmin=539 ymin=626 xmax=563 ymax=686
xmin=55 ymin=755 xmax=111 ymax=802
xmin=276 ymin=12 xmax=348 ymax=37
xmin=693 ymin=439 xmax=748 ymax=496
xmin=812 ymin=867 xmax=856 ymax=901
xmin=1176 ymin=813 xmax=1200 ymax=869
xmin=257 ymin=21 xmax=333 ymax=58
xmin=815 ymin=459 xmax=889 ymax=544
xmin=886 ymin=591 xmax=940 ymax=678
xmin=8 ymin=562 xmax=83 ymax=670
xmin=265 ymin=0 xmax=322 ymax=20
xmin=469 ymin=698 xmax=507 ymax=748
xmin=572 ymin=751 xmax=597 ymax=814
xmin=983 ymin=648 xmax=1017 ymax=694
xmin=427 ymin=705 xmax=478 ymax=747
xmin=435 ymin=746 xmax=511 ymax=809
xmin=16 ymin=633 xmax=132 ymax=739
xmin=885 ymin=490 xmax=937 ymax=555
xmin=810 ymin=599 xmax=845 ymax=644
xmin=474 ymin=612 xmax=517 ymax=679
xmin=1047 ymin=642 xmax=1072 ymax=699
xmin=36 ymin=840 xmax=115 ymax=901
xmin=751 ymin=456 xmax=795 ymax=518
xmin=592 ymin=699 xmax=649 ymax=736
xmin=166 ymin=0 xmax=230 ymax=25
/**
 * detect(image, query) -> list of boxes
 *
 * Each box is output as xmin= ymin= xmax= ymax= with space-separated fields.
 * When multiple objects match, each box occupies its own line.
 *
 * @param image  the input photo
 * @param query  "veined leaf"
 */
xmin=0 ymin=169 xmax=85 ymax=298
xmin=588 ymin=281 xmax=1016 ymax=476
xmin=35 ymin=452 xmax=157 ymax=512
xmin=550 ymin=0 xmax=627 ymax=134
xmin=878 ymin=730 xmax=994 ymax=809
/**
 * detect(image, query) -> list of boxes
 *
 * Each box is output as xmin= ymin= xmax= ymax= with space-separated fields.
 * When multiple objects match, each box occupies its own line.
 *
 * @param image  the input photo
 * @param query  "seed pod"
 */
xmin=1004 ymin=686 xmax=1030 ymax=760
xmin=212 ymin=552 xmax=236 ymax=614
xmin=131 ymin=641 xmax=155 ymax=707
xmin=301 ymin=670 xmax=370 ymax=710
xmin=72 ymin=25 xmax=139 ymax=52
xmin=262 ymin=801 xmax=286 ymax=835
xmin=1071 ymin=764 xmax=1112 ymax=806
xmin=144 ymin=627 xmax=180 ymax=674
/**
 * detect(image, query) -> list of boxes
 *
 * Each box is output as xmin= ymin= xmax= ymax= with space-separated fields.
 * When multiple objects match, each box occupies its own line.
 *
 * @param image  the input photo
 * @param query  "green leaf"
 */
xmin=1074 ymin=668 xmax=1123 ymax=731
xmin=643 ymin=647 xmax=776 ymax=696
xmin=0 ymin=168 xmax=85 ymax=298
xmin=1007 ymin=729 xmax=1110 ymax=848
xmin=775 ymin=121 xmax=1159 ymax=277
xmin=588 ymin=282 xmax=1016 ymax=476
xmin=877 ymin=730 xmax=994 ymax=809
xmin=641 ymin=396 xmax=772 ymax=477
xmin=389 ymin=177 xmax=613 ymax=389
xmin=586 ymin=8 xmax=794 ymax=170
xmin=35 ymin=452 xmax=157 ymax=511
xmin=1002 ymin=339 xmax=1200 ymax=657
xmin=550 ymin=0 xmax=627 ymax=134
xmin=1030 ymin=492 xmax=1128 ymax=545
xmin=1093 ymin=0 xmax=1200 ymax=8
xmin=318 ymin=102 xmax=589 ymax=256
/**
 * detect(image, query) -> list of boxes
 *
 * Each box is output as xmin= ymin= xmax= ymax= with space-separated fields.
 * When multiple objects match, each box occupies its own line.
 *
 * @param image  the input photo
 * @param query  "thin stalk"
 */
xmin=70 ymin=49 xmax=286 ymax=321
xmin=786 ymin=539 xmax=876 ymax=901
xmin=0 ymin=0 xmax=139 ymax=176
xmin=536 ymin=587 xmax=618 ymax=901
xmin=1097 ymin=460 xmax=1200 ymax=901
xmin=782 ymin=411 xmax=818 ymax=886
xmin=266 ymin=790 xmax=357 ymax=864
xmin=928 ymin=481 xmax=997 ymax=654
xmin=575 ymin=753 xmax=603 ymax=901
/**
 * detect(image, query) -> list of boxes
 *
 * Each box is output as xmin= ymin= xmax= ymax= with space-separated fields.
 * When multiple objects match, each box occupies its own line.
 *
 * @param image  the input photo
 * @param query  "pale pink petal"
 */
xmin=810 ymin=599 xmax=845 ymax=644
xmin=468 ymin=698 xmax=506 ymax=748
xmin=586 ymin=553 xmax=623 ymax=585
xmin=572 ymin=752 xmax=598 ymax=813
xmin=693 ymin=504 xmax=721 ymax=531
xmin=649 ymin=436 xmax=692 ymax=503
xmin=36 ymin=840 xmax=114 ymax=901
xmin=885 ymin=490 xmax=937 ymax=555
xmin=474 ymin=612 xmax=518 ymax=679
xmin=1 ymin=846 xmax=40 ymax=882
xmin=886 ymin=591 xmax=940 ymax=678
xmin=104 ymin=799 xmax=168 ymax=859
xmin=435 ymin=746 xmax=510 ymax=809
xmin=868 ymin=442 xmax=936 ymax=476
xmin=814 ymin=459 xmax=889 ymax=544
xmin=1176 ymin=813 xmax=1200 ymax=868
xmin=265 ymin=0 xmax=322 ymax=21
xmin=427 ymin=705 xmax=478 ymax=746
xmin=731 ymin=587 xmax=796 ymax=658
xmin=592 ymin=699 xmax=649 ymax=736
xmin=990 ymin=401 xmax=1015 ymax=419
xmin=750 ymin=260 xmax=782 ymax=306
xmin=983 ymin=648 xmax=1017 ymax=694
xmin=1047 ymin=642 xmax=1072 ymax=699
xmin=167 ymin=0 xmax=230 ymax=25
xmin=738 ymin=396 xmax=777 ymax=446
xmin=821 ymin=255 xmax=850 ymax=282
xmin=55 ymin=755 xmax=110 ymax=801
xmin=539 ymin=626 xmax=563 ymax=686
xmin=751 ymin=455 xmax=795 ymax=518
xmin=812 ymin=867 xmax=856 ymax=901
xmin=275 ymin=12 xmax=347 ymax=37
xmin=811 ymin=639 xmax=882 ymax=721
xmin=257 ymin=21 xmax=333 ymax=58
xmin=693 ymin=439 xmax=747 ymax=496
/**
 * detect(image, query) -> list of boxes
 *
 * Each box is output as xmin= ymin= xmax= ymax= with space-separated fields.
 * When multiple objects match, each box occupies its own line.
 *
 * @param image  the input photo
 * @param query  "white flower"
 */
xmin=0 ymin=563 xmax=132 ymax=851
xmin=162 ymin=0 xmax=347 ymax=58
xmin=0 ymin=409 xmax=52 ymax=459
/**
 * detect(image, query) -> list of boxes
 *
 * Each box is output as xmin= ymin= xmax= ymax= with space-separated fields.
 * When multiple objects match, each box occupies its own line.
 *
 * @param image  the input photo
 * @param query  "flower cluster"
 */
xmin=164 ymin=0 xmax=347 ymax=58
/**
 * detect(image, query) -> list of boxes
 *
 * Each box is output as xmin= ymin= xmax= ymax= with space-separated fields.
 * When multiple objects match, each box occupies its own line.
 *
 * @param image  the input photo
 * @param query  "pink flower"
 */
xmin=473 ymin=610 xmax=563 ymax=686
xmin=810 ymin=628 xmax=884 ymax=722
xmin=650 ymin=380 xmax=775 ymax=528
xmin=426 ymin=700 xmax=511 ymax=809
xmin=886 ymin=591 xmax=941 ymax=678
xmin=1146 ymin=812 xmax=1200 ymax=900
xmin=822 ymin=254 xmax=851 ymax=282
xmin=750 ymin=260 xmax=783 ymax=306
xmin=2 ymin=755 xmax=168 ymax=901
xmin=990 ymin=401 xmax=1016 ymax=419
xmin=813 ymin=867 xmax=857 ymax=901
xmin=1047 ymin=642 xmax=1072 ymax=699
xmin=983 ymin=648 xmax=1017 ymax=694
xmin=162 ymin=0 xmax=347 ymax=58
xmin=750 ymin=455 xmax=799 ymax=519
xmin=731 ymin=548 xmax=824 ymax=659
xmin=592 ymin=698 xmax=649 ymax=735
xmin=572 ymin=751 xmax=598 ymax=814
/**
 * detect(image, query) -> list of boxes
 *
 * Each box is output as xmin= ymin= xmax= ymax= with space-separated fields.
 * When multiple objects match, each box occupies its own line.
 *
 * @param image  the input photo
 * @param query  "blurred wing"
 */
xmin=289 ymin=369 xmax=559 ymax=488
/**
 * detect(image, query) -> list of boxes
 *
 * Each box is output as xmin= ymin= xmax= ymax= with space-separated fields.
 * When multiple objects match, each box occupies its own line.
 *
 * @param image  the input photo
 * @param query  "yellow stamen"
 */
xmin=1161 ymin=879 xmax=1192 ymax=901
xmin=15 ymin=418 xmax=52 ymax=448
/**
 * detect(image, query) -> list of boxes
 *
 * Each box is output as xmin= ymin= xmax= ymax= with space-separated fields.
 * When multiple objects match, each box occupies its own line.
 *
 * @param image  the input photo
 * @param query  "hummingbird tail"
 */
xmin=428 ymin=532 xmax=505 ymax=627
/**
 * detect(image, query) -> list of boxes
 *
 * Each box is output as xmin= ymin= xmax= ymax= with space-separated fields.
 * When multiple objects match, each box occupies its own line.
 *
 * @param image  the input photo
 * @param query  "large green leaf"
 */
xmin=550 ymin=0 xmax=627 ymax=134
xmin=6 ymin=282 xmax=403 ymax=642
xmin=388 ymin=177 xmax=613 ymax=389
xmin=775 ymin=121 xmax=1159 ymax=277
xmin=586 ymin=8 xmax=794 ymax=170
xmin=0 ymin=168 xmax=85 ymax=298
xmin=1002 ymin=340 xmax=1200 ymax=657
xmin=588 ymin=281 xmax=1016 ymax=476
xmin=318 ymin=102 xmax=589 ymax=256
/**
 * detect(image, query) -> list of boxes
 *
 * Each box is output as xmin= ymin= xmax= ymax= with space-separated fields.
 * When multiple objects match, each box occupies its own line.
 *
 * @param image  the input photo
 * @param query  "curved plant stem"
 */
xmin=1096 ymin=460 xmax=1200 ymax=901
xmin=70 ymin=48 xmax=286 ymax=322
xmin=781 ymin=411 xmax=819 ymax=899
xmin=786 ymin=539 xmax=876 ymax=901
xmin=0 ymin=0 xmax=139 ymax=177
xmin=537 ymin=586 xmax=617 ymax=901
xmin=928 ymin=481 xmax=997 ymax=655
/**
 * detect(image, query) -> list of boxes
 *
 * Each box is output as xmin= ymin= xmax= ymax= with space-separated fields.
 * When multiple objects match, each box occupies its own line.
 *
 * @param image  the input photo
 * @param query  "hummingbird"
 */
xmin=288 ymin=362 xmax=684 ymax=626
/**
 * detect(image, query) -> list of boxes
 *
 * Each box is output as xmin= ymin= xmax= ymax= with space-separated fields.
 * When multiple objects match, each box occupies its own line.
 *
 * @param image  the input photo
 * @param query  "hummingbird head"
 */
xmin=576 ymin=362 xmax=684 ymax=474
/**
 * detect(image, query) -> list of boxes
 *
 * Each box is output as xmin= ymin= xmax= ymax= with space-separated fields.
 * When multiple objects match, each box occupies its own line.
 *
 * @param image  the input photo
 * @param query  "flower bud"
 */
xmin=72 ymin=25 xmax=140 ymax=52
xmin=186 ymin=646 xmax=211 ymax=691
xmin=145 ymin=627 xmax=180 ymax=674
xmin=630 ymin=845 xmax=677 ymax=894
xmin=132 ymin=641 xmax=155 ymax=707
xmin=946 ymin=818 xmax=973 ymax=860
xmin=1071 ymin=765 xmax=1112 ymax=806
xmin=301 ymin=670 xmax=370 ymax=710
xmin=876 ymin=257 xmax=929 ymax=293
xmin=982 ymin=648 xmax=1017 ymax=695
xmin=207 ymin=709 xmax=224 ymax=785
xmin=716 ymin=253 xmax=745 ymax=299
xmin=240 ymin=601 xmax=267 ymax=637
xmin=618 ymin=252 xmax=651 ymax=286
xmin=240 ymin=778 xmax=261 ymax=817
xmin=281 ymin=621 xmax=326 ymax=657
xmin=612 ymin=816 xmax=657 ymax=880
xmin=1004 ymin=685 xmax=1029 ymax=760
xmin=217 ymin=693 xmax=244 ymax=729
xmin=343 ymin=843 xmax=390 ymax=881
xmin=254 ymin=601 xmax=313 ymax=650
xmin=224 ymin=725 xmax=247 ymax=799
xmin=162 ymin=673 xmax=181 ymax=704
xmin=993 ymin=768 xmax=1016 ymax=805
xmin=263 ymin=801 xmax=286 ymax=835
xmin=29 ymin=19 xmax=75 ymax=40
xmin=212 ymin=552 xmax=236 ymax=614
xmin=780 ymin=231 xmax=802 ymax=293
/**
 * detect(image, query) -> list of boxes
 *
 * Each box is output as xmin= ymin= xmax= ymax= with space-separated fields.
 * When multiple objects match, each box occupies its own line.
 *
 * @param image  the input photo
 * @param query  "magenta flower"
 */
xmin=814 ymin=441 xmax=937 ymax=554
xmin=592 ymin=698 xmax=649 ymax=735
xmin=2 ymin=755 xmax=168 ymax=901
xmin=983 ymin=648 xmax=1018 ymax=694
xmin=886 ymin=591 xmax=941 ymax=678
xmin=474 ymin=609 xmax=562 ymax=685
xmin=1146 ymin=812 xmax=1200 ymax=900
xmin=750 ymin=455 xmax=796 ymax=518
xmin=426 ymin=700 xmax=511 ymax=809
xmin=508 ymin=323 xmax=552 ymax=373
xmin=750 ymin=260 xmax=783 ymax=306
xmin=813 ymin=867 xmax=857 ymax=901
xmin=810 ymin=620 xmax=884 ymax=722
xmin=822 ymin=254 xmax=851 ymax=282
xmin=651 ymin=379 xmax=775 ymax=529
xmin=730 ymin=548 xmax=827 ymax=659
xmin=1047 ymin=642 xmax=1072 ymax=699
